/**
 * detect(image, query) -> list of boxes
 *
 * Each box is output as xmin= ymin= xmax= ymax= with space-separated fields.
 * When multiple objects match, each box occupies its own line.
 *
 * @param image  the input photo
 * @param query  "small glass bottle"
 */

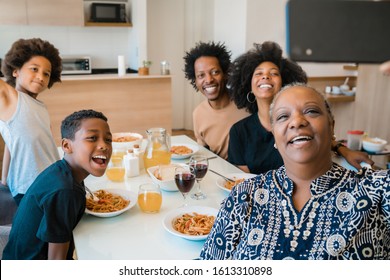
xmin=160 ymin=61 xmax=170 ymax=75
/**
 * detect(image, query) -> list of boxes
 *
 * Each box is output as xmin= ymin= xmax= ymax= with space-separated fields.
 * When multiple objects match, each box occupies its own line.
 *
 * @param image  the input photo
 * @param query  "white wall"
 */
xmin=0 ymin=0 xmax=363 ymax=132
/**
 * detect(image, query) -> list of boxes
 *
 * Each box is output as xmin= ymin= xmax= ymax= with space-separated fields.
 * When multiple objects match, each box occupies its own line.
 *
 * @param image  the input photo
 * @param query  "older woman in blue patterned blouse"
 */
xmin=200 ymin=83 xmax=390 ymax=260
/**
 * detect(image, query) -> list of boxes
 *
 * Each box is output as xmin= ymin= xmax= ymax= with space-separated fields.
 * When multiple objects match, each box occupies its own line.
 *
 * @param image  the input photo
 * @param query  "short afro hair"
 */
xmin=183 ymin=41 xmax=231 ymax=91
xmin=61 ymin=109 xmax=108 ymax=140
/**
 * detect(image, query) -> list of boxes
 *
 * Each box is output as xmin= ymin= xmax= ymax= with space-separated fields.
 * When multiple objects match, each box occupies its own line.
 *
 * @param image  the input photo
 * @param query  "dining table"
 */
xmin=73 ymin=135 xmax=243 ymax=260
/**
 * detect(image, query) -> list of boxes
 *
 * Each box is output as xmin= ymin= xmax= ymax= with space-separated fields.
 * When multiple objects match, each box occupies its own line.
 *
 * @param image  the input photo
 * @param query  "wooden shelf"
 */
xmin=325 ymin=93 xmax=355 ymax=103
xmin=343 ymin=64 xmax=358 ymax=71
xmin=84 ymin=21 xmax=132 ymax=27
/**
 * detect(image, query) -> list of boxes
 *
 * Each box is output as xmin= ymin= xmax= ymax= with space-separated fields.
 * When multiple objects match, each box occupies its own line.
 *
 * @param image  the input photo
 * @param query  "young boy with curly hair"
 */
xmin=2 ymin=109 xmax=112 ymax=259
xmin=0 ymin=38 xmax=62 ymax=223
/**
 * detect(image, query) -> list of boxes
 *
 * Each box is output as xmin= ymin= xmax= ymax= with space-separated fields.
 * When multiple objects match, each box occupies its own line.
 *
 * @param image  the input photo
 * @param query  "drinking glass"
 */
xmin=138 ymin=183 xmax=162 ymax=213
xmin=189 ymin=155 xmax=208 ymax=200
xmin=174 ymin=166 xmax=195 ymax=207
xmin=106 ymin=156 xmax=125 ymax=182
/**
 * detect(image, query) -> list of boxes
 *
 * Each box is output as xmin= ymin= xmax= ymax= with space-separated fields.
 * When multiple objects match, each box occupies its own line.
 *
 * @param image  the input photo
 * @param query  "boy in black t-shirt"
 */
xmin=3 ymin=109 xmax=112 ymax=259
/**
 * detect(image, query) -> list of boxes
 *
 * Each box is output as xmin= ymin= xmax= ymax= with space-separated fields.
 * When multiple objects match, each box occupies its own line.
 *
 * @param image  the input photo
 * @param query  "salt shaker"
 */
xmin=133 ymin=144 xmax=144 ymax=171
xmin=124 ymin=149 xmax=139 ymax=177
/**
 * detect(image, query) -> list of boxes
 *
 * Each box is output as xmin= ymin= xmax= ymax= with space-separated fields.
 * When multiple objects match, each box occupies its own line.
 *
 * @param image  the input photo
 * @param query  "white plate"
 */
xmin=85 ymin=188 xmax=137 ymax=218
xmin=170 ymin=143 xmax=199 ymax=160
xmin=215 ymin=172 xmax=257 ymax=192
xmin=162 ymin=206 xmax=218 ymax=241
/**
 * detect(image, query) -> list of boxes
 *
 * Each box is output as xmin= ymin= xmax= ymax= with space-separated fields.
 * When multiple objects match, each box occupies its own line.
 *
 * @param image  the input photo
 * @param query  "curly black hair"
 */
xmin=1 ymin=38 xmax=62 ymax=88
xmin=228 ymin=41 xmax=307 ymax=114
xmin=61 ymin=109 xmax=108 ymax=140
xmin=183 ymin=41 xmax=231 ymax=91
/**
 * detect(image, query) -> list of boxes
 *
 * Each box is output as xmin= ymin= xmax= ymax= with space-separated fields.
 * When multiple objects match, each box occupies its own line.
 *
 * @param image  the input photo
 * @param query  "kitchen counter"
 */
xmin=40 ymin=74 xmax=172 ymax=146
xmin=60 ymin=73 xmax=170 ymax=81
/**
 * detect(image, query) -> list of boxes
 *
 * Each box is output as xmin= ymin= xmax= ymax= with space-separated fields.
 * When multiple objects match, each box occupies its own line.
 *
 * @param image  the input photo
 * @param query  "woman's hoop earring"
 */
xmin=246 ymin=91 xmax=256 ymax=103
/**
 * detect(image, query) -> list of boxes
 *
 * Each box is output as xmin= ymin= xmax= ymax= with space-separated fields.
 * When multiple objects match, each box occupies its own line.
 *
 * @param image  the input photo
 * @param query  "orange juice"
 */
xmin=106 ymin=167 xmax=125 ymax=182
xmin=106 ymin=156 xmax=125 ymax=182
xmin=138 ymin=192 xmax=162 ymax=213
xmin=112 ymin=150 xmax=126 ymax=159
xmin=143 ymin=150 xmax=171 ymax=170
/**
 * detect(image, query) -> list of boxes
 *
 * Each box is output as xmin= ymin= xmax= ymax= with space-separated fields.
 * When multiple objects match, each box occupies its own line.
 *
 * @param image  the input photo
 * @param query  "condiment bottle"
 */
xmin=347 ymin=130 xmax=364 ymax=151
xmin=133 ymin=144 xmax=144 ymax=171
xmin=124 ymin=149 xmax=139 ymax=177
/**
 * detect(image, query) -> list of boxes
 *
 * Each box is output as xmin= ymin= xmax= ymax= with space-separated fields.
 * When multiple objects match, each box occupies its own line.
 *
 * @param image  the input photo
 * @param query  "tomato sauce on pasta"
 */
xmin=86 ymin=189 xmax=130 ymax=213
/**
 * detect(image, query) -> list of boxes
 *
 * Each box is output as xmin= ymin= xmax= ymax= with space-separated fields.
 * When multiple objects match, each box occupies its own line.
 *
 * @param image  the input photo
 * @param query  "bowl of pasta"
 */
xmin=215 ymin=172 xmax=257 ymax=192
xmin=85 ymin=188 xmax=137 ymax=218
xmin=162 ymin=206 xmax=218 ymax=241
xmin=170 ymin=143 xmax=199 ymax=159
xmin=112 ymin=132 xmax=143 ymax=153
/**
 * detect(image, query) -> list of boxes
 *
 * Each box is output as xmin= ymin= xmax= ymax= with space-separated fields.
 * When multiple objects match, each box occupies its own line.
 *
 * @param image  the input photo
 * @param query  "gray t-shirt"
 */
xmin=0 ymin=91 xmax=59 ymax=196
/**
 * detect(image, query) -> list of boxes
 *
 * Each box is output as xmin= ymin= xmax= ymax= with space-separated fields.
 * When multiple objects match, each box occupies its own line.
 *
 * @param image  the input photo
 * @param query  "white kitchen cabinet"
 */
xmin=0 ymin=0 xmax=27 ymax=25
xmin=0 ymin=0 xmax=84 ymax=26
xmin=27 ymin=0 xmax=84 ymax=26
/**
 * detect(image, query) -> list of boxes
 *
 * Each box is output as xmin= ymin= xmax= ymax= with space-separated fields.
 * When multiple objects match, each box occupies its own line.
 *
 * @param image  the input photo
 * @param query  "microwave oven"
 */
xmin=90 ymin=3 xmax=127 ymax=23
xmin=61 ymin=56 xmax=91 ymax=75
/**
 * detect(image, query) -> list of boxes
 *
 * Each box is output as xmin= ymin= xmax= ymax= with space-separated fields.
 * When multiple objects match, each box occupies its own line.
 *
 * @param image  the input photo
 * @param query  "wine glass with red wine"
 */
xmin=174 ymin=166 xmax=196 ymax=207
xmin=189 ymin=155 xmax=209 ymax=200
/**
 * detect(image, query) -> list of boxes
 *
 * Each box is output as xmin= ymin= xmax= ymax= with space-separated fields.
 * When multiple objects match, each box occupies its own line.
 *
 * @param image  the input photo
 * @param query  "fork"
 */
xmin=85 ymin=186 xmax=99 ymax=202
xmin=209 ymin=169 xmax=235 ymax=183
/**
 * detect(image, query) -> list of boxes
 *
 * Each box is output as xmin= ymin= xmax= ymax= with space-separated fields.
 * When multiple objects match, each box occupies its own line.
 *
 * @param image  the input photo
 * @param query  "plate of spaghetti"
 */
xmin=162 ymin=206 xmax=218 ymax=241
xmin=85 ymin=188 xmax=137 ymax=218
xmin=170 ymin=143 xmax=199 ymax=160
xmin=215 ymin=173 xmax=257 ymax=192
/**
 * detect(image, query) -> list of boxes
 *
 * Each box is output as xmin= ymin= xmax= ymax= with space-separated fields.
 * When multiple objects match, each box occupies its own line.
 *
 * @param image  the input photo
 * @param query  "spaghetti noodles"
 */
xmin=172 ymin=212 xmax=215 ymax=236
xmin=170 ymin=145 xmax=193 ymax=155
xmin=86 ymin=189 xmax=130 ymax=213
xmin=224 ymin=178 xmax=245 ymax=190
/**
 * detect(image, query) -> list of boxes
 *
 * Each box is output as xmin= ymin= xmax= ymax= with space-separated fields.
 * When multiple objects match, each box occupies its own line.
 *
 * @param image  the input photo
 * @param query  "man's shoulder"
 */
xmin=193 ymin=100 xmax=209 ymax=113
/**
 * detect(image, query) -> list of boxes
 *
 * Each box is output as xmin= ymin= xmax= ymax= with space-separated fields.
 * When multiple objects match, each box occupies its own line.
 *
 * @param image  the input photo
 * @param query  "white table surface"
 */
xmin=73 ymin=135 xmax=242 ymax=260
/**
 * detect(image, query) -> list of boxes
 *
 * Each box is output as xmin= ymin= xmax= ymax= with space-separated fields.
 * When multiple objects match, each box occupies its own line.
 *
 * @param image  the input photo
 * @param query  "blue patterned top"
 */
xmin=200 ymin=164 xmax=390 ymax=260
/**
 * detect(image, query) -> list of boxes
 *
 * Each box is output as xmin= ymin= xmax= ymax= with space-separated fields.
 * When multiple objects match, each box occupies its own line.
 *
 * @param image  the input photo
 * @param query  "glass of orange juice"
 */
xmin=138 ymin=183 xmax=162 ymax=213
xmin=106 ymin=156 xmax=125 ymax=182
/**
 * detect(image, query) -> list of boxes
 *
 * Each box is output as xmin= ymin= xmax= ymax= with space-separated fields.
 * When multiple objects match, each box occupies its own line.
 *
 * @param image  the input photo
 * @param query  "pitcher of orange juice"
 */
xmin=143 ymin=127 xmax=171 ymax=170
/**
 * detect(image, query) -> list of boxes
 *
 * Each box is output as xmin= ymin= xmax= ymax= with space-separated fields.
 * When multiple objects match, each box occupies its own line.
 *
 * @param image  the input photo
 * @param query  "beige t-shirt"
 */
xmin=193 ymin=100 xmax=250 ymax=159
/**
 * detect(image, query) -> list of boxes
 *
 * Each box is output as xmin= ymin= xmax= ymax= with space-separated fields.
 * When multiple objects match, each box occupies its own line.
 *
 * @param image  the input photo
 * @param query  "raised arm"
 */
xmin=0 ymin=80 xmax=17 ymax=121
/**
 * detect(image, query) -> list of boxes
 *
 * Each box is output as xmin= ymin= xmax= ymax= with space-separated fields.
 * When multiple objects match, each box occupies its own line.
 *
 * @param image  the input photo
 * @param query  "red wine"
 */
xmin=175 ymin=173 xmax=195 ymax=193
xmin=190 ymin=163 xmax=208 ymax=179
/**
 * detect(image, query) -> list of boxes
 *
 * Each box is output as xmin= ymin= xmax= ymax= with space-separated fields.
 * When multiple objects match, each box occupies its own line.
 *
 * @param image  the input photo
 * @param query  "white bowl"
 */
xmin=341 ymin=89 xmax=356 ymax=96
xmin=362 ymin=137 xmax=387 ymax=153
xmin=170 ymin=143 xmax=199 ymax=160
xmin=112 ymin=132 xmax=143 ymax=152
xmin=147 ymin=163 xmax=186 ymax=192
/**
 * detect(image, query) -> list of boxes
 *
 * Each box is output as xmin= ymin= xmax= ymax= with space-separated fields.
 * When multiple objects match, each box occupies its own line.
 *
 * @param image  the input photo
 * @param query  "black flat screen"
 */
xmin=286 ymin=0 xmax=390 ymax=63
